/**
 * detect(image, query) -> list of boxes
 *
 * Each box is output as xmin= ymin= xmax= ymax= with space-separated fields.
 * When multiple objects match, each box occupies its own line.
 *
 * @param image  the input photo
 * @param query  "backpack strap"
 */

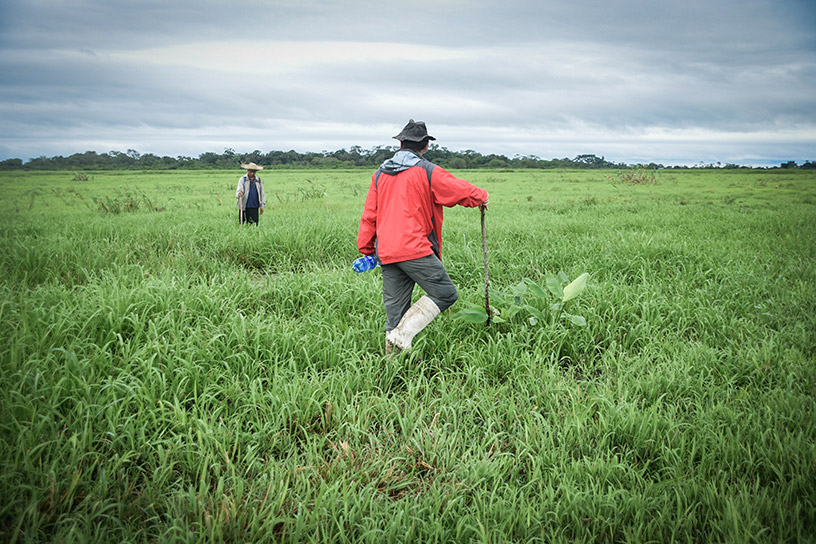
xmin=417 ymin=159 xmax=439 ymax=258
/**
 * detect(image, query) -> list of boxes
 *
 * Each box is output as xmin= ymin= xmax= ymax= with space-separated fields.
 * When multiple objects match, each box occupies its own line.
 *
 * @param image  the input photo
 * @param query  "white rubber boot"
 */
xmin=385 ymin=295 xmax=441 ymax=352
xmin=385 ymin=337 xmax=399 ymax=357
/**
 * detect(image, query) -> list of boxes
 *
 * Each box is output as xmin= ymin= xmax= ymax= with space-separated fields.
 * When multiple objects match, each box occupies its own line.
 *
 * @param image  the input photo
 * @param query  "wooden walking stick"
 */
xmin=481 ymin=204 xmax=490 ymax=326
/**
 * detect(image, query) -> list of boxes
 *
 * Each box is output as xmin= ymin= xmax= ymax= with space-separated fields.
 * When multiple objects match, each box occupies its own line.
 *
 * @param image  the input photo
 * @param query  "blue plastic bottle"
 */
xmin=352 ymin=255 xmax=379 ymax=273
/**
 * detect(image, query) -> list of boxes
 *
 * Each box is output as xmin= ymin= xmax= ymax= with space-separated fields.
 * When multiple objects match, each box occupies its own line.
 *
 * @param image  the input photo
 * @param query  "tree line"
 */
xmin=0 ymin=146 xmax=813 ymax=171
xmin=0 ymin=147 xmax=626 ymax=171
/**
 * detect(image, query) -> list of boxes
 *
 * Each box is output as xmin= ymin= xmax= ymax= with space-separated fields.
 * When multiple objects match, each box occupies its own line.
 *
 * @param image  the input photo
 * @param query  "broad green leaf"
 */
xmin=492 ymin=315 xmax=506 ymax=323
xmin=524 ymin=305 xmax=546 ymax=324
xmin=525 ymin=279 xmax=550 ymax=301
xmin=546 ymin=276 xmax=564 ymax=298
xmin=509 ymin=281 xmax=528 ymax=297
xmin=562 ymin=272 xmax=589 ymax=302
xmin=557 ymin=271 xmax=569 ymax=283
xmin=506 ymin=304 xmax=522 ymax=318
xmin=550 ymin=302 xmax=563 ymax=312
xmin=453 ymin=307 xmax=488 ymax=323
xmin=563 ymin=312 xmax=587 ymax=327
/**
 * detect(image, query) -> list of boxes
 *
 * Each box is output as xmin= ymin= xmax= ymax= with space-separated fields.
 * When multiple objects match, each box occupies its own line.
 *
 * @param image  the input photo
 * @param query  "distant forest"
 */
xmin=1 ymin=146 xmax=813 ymax=170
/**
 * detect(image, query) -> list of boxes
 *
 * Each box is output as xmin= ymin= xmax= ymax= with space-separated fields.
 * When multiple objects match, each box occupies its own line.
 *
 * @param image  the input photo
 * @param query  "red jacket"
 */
xmin=357 ymin=151 xmax=487 ymax=264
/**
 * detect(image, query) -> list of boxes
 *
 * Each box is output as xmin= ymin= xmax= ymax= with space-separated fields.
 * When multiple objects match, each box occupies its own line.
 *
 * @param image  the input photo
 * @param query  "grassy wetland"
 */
xmin=1 ymin=167 xmax=814 ymax=542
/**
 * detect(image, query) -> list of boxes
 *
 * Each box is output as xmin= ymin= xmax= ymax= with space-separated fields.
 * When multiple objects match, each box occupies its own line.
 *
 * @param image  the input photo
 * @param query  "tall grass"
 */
xmin=1 ymin=168 xmax=814 ymax=542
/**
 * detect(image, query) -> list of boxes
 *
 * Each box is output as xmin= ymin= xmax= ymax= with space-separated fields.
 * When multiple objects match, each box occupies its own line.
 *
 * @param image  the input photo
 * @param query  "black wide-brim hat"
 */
xmin=393 ymin=119 xmax=436 ymax=142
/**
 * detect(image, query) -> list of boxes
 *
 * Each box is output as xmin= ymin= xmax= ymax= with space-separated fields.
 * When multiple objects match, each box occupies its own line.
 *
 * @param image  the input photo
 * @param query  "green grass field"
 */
xmin=1 ymin=167 xmax=814 ymax=542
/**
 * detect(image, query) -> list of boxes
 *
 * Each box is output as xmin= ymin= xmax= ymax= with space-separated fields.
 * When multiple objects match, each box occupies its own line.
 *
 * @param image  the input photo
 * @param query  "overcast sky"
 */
xmin=1 ymin=0 xmax=814 ymax=166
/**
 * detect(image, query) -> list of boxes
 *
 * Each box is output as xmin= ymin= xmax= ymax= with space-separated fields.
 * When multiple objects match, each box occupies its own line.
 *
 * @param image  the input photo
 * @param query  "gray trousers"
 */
xmin=382 ymin=254 xmax=458 ymax=331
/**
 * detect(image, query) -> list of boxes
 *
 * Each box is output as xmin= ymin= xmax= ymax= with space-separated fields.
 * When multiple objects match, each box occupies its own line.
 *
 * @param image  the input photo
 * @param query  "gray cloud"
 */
xmin=1 ymin=0 xmax=814 ymax=165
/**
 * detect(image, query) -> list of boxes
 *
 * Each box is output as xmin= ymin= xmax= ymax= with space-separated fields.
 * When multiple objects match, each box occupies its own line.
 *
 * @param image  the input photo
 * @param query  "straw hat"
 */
xmin=241 ymin=162 xmax=264 ymax=171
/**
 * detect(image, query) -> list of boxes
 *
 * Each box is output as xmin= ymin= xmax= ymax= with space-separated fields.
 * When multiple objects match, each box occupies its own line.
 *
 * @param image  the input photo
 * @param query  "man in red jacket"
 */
xmin=357 ymin=120 xmax=489 ymax=354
